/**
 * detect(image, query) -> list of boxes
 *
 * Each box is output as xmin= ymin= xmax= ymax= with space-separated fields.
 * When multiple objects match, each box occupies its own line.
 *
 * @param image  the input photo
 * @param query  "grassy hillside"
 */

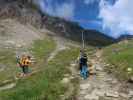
xmin=0 ymin=36 xmax=81 ymax=100
xmin=102 ymin=40 xmax=133 ymax=81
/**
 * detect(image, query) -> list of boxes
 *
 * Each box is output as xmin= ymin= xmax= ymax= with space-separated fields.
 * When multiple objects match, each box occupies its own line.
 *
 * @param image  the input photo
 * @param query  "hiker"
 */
xmin=17 ymin=55 xmax=32 ymax=76
xmin=79 ymin=51 xmax=89 ymax=79
xmin=79 ymin=50 xmax=84 ymax=70
xmin=16 ymin=56 xmax=21 ymax=67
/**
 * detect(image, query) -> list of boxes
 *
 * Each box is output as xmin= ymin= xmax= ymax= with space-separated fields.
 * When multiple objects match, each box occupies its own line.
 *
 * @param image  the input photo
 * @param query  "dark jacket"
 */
xmin=79 ymin=57 xmax=87 ymax=70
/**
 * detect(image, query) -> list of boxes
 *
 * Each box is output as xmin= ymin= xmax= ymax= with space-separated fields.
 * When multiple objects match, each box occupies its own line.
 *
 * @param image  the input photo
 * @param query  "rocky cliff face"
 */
xmin=0 ymin=0 xmax=41 ymax=27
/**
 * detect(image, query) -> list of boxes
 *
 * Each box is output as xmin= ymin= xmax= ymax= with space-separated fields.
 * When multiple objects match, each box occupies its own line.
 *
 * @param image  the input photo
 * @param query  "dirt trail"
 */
xmin=76 ymin=50 xmax=133 ymax=100
xmin=47 ymin=34 xmax=80 ymax=62
xmin=47 ymin=36 xmax=68 ymax=62
xmin=0 ymin=83 xmax=16 ymax=91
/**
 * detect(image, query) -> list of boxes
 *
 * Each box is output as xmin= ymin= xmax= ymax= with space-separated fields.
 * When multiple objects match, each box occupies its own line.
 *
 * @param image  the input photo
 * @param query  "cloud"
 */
xmin=38 ymin=0 xmax=75 ymax=20
xmin=99 ymin=0 xmax=133 ymax=38
xmin=55 ymin=3 xmax=75 ymax=19
xmin=84 ymin=0 xmax=99 ymax=5
xmin=75 ymin=19 xmax=102 ymax=26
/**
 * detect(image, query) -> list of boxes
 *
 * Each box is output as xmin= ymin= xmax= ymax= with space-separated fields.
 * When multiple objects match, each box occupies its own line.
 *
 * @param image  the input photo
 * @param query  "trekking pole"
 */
xmin=82 ymin=31 xmax=85 ymax=49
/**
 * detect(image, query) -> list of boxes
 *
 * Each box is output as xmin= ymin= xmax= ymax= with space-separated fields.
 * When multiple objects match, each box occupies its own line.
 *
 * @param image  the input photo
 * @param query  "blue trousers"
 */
xmin=80 ymin=65 xmax=89 ymax=79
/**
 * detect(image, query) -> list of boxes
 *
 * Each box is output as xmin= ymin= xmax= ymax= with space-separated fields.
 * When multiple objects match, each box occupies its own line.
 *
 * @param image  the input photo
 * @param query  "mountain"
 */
xmin=0 ymin=0 xmax=116 ymax=46
xmin=40 ymin=15 xmax=116 ymax=46
xmin=117 ymin=34 xmax=133 ymax=41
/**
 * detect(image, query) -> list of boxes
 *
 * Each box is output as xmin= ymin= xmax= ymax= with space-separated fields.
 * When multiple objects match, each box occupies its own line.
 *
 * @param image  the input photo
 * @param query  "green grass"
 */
xmin=0 ymin=49 xmax=16 ymax=83
xmin=0 ymin=37 xmax=80 ymax=100
xmin=0 ymin=37 xmax=56 ymax=84
xmin=30 ymin=37 xmax=56 ymax=70
xmin=102 ymin=40 xmax=133 ymax=80
xmin=31 ymin=37 xmax=56 ymax=59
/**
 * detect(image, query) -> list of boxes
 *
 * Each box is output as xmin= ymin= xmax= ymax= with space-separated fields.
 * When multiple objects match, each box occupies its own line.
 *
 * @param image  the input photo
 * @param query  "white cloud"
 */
xmin=38 ymin=0 xmax=75 ymax=19
xmin=99 ymin=0 xmax=133 ymax=38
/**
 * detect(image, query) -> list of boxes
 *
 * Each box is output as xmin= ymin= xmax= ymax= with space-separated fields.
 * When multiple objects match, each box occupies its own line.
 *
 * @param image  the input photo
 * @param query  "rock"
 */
xmin=111 ymin=79 xmax=118 ymax=84
xmin=96 ymin=91 xmax=105 ymax=97
xmin=95 ymin=65 xmax=103 ymax=71
xmin=128 ymin=91 xmax=133 ymax=97
xmin=70 ymin=63 xmax=76 ymax=67
xmin=128 ymin=77 xmax=133 ymax=83
xmin=97 ymin=73 xmax=105 ymax=79
xmin=64 ymin=74 xmax=70 ymax=77
xmin=105 ymin=64 xmax=110 ymax=67
xmin=6 ymin=40 xmax=15 ymax=45
xmin=80 ymin=90 xmax=87 ymax=95
xmin=127 ymin=68 xmax=132 ymax=73
xmin=95 ymin=64 xmax=103 ymax=71
xmin=120 ymin=93 xmax=128 ymax=98
xmin=91 ymin=88 xmax=105 ymax=97
xmin=105 ymin=78 xmax=118 ymax=84
xmin=16 ymin=44 xmax=22 ymax=48
xmin=96 ymin=55 xmax=100 ymax=58
xmin=105 ymin=78 xmax=113 ymax=82
xmin=80 ymin=83 xmax=91 ymax=90
xmin=69 ymin=76 xmax=75 ymax=80
xmin=61 ymin=78 xmax=70 ymax=84
xmin=105 ymin=91 xmax=119 ymax=98
xmin=84 ymin=94 xmax=99 ymax=100
xmin=99 ymin=84 xmax=106 ymax=89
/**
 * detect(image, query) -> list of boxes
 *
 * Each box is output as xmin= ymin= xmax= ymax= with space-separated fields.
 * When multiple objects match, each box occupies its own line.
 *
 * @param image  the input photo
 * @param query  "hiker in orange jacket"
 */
xmin=17 ymin=55 xmax=32 ymax=76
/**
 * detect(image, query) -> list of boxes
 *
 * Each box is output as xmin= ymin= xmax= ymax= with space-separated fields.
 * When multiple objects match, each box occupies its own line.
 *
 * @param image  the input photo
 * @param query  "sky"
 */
xmin=37 ymin=0 xmax=133 ymax=38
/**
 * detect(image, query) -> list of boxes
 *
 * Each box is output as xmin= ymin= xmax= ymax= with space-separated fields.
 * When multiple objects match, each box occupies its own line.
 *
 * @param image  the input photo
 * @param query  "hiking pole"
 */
xmin=82 ymin=31 xmax=85 ymax=49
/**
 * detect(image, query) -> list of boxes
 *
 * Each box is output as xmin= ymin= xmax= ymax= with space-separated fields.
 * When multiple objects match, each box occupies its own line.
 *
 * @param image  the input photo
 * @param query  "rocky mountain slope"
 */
xmin=0 ymin=0 xmax=116 ymax=46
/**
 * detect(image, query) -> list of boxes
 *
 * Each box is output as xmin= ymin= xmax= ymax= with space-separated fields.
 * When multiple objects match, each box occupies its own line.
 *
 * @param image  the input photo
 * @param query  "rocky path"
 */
xmin=77 ymin=50 xmax=133 ymax=100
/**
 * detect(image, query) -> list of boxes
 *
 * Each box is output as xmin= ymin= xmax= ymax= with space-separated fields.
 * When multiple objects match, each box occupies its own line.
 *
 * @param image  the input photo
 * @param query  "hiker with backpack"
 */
xmin=16 ymin=55 xmax=32 ymax=77
xmin=79 ymin=50 xmax=89 ymax=79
